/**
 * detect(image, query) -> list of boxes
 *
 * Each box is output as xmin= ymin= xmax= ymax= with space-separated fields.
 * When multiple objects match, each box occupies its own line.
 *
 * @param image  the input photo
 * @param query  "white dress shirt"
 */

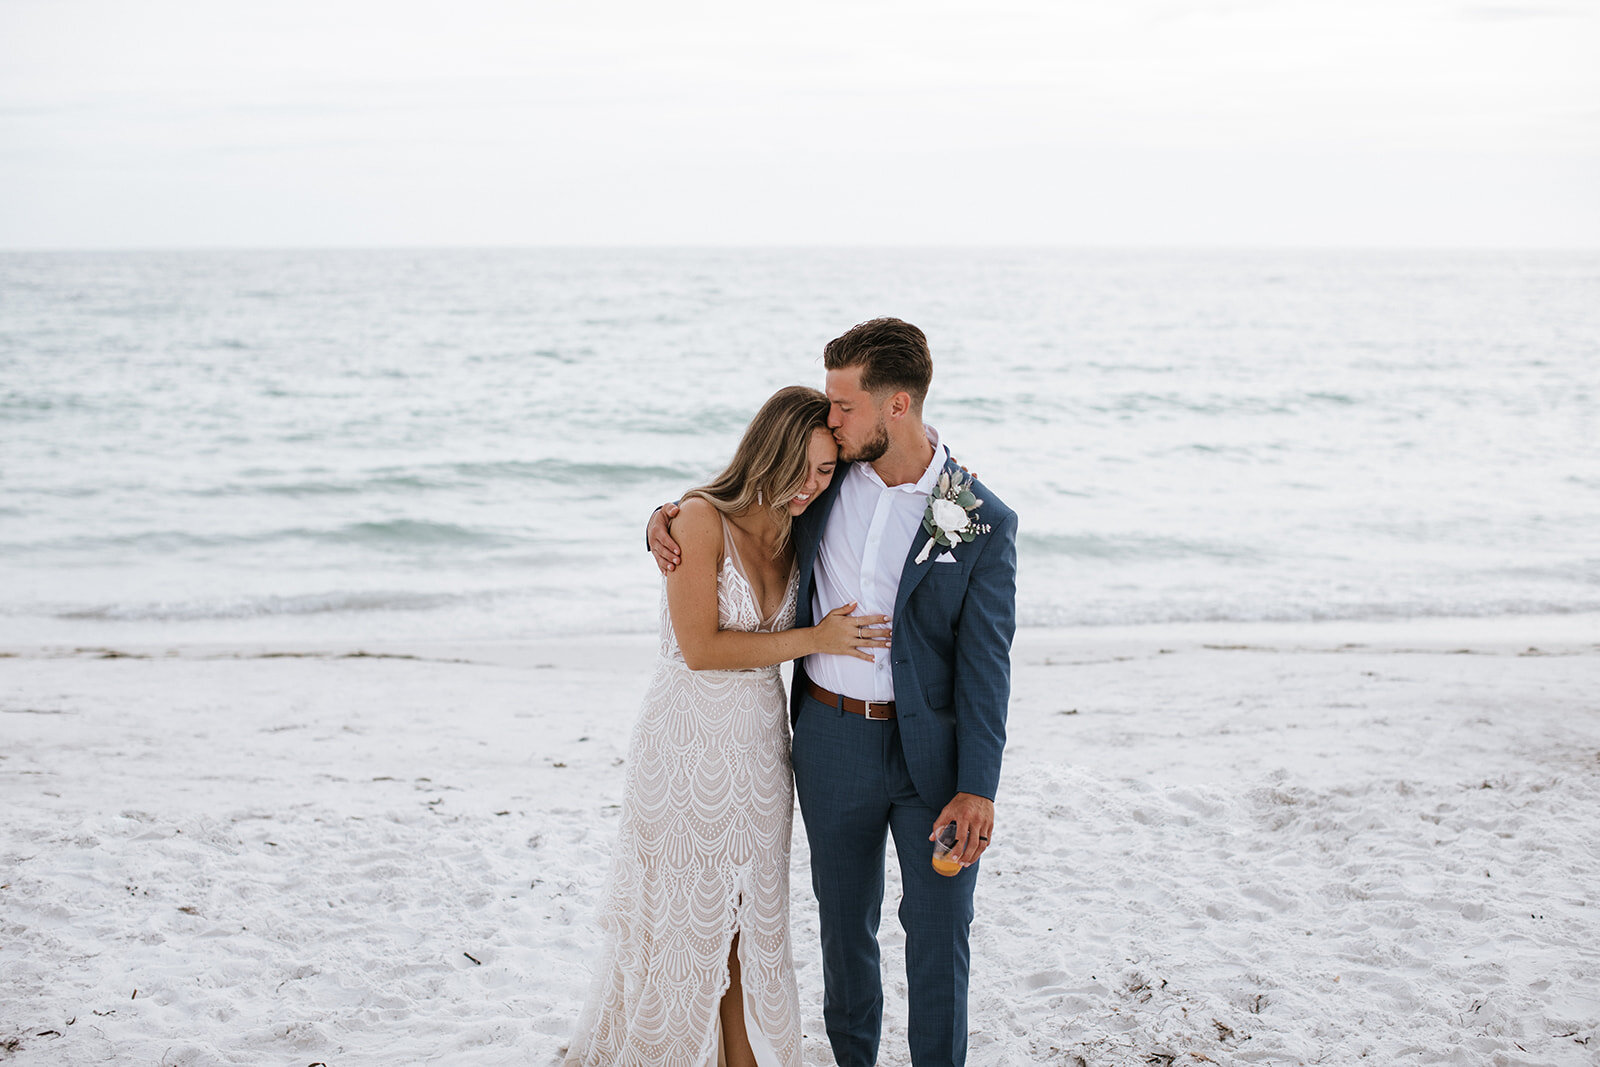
xmin=805 ymin=427 xmax=947 ymax=702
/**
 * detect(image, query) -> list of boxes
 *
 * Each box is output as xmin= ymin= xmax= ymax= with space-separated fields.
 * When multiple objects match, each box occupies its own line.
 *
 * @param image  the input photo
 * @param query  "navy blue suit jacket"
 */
xmin=788 ymin=454 xmax=1018 ymax=809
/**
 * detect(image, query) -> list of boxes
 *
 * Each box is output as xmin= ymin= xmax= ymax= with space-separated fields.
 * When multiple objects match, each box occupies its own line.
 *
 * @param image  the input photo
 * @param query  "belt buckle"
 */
xmin=863 ymin=700 xmax=891 ymax=721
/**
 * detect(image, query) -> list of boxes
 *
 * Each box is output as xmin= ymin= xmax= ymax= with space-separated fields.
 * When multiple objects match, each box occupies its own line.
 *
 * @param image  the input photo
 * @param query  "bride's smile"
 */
xmin=784 ymin=428 xmax=838 ymax=516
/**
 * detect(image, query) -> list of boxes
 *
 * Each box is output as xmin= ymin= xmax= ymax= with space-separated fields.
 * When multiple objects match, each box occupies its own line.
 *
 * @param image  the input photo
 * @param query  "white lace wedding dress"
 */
xmin=564 ymin=516 xmax=802 ymax=1067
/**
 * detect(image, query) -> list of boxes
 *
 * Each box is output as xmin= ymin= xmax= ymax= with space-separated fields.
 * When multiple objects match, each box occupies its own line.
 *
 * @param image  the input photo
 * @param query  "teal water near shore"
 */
xmin=2 ymin=247 xmax=1596 ymax=642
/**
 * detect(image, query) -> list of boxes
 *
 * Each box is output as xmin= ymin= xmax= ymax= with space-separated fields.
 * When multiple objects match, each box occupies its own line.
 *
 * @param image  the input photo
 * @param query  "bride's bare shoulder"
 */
xmin=667 ymin=496 xmax=723 ymax=549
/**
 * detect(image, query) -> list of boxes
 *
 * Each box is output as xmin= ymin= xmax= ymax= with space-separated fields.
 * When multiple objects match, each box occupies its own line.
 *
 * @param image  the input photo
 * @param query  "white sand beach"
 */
xmin=3 ymin=616 xmax=1598 ymax=1066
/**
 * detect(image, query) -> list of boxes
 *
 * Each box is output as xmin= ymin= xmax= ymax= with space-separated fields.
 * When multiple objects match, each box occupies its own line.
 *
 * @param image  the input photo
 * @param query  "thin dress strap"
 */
xmin=719 ymin=512 xmax=744 ymax=578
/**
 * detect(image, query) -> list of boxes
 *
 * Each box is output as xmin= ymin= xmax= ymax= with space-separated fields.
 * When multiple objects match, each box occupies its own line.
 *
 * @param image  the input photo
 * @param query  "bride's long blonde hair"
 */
xmin=682 ymin=385 xmax=831 ymax=555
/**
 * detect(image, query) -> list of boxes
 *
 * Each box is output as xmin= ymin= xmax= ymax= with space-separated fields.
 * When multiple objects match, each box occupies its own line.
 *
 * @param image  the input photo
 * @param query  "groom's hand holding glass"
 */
xmin=929 ymin=792 xmax=995 ymax=869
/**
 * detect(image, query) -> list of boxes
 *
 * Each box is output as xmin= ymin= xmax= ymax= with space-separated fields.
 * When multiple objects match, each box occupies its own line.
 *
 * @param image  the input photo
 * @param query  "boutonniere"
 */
xmin=914 ymin=467 xmax=992 ymax=564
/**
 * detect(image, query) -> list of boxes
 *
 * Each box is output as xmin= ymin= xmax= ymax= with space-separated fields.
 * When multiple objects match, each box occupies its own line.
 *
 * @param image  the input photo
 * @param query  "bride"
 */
xmin=563 ymin=386 xmax=890 ymax=1067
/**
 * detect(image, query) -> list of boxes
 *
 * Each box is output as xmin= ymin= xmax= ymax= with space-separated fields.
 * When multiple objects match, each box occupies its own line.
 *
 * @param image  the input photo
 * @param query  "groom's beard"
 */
xmin=841 ymin=419 xmax=890 ymax=464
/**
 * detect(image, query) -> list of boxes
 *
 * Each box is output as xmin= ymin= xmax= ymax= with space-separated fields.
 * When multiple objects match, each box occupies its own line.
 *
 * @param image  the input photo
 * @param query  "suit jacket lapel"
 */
xmin=893 ymin=455 xmax=960 ymax=620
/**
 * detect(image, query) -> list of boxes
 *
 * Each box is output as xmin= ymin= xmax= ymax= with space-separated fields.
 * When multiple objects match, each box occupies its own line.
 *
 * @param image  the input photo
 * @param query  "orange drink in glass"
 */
xmin=931 ymin=821 xmax=964 ymax=877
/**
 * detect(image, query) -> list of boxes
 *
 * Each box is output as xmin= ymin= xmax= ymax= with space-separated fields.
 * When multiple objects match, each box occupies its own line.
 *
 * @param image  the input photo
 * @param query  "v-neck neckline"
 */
xmin=721 ymin=514 xmax=793 ymax=628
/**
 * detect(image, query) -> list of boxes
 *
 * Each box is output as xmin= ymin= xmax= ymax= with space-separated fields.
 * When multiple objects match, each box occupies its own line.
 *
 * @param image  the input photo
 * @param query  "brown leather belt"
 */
xmin=807 ymin=681 xmax=896 ymax=720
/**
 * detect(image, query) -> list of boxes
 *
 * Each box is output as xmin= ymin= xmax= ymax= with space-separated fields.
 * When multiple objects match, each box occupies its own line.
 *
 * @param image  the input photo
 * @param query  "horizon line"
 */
xmin=4 ymin=241 xmax=1598 ymax=255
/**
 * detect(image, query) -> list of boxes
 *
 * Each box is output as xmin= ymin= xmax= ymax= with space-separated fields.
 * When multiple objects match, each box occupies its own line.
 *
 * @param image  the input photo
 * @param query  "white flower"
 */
xmin=915 ymin=463 xmax=993 ymax=564
xmin=915 ymin=467 xmax=985 ymax=566
xmin=930 ymin=498 xmax=971 ymax=538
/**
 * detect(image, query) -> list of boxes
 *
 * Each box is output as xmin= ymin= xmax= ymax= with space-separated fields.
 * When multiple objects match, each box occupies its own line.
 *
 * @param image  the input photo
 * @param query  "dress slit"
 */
xmin=703 ymin=879 xmax=782 ymax=1067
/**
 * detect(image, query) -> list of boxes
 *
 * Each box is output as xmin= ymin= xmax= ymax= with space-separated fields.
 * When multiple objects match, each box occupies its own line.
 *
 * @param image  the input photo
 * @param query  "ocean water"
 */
xmin=2 ymin=247 xmax=1596 ymax=645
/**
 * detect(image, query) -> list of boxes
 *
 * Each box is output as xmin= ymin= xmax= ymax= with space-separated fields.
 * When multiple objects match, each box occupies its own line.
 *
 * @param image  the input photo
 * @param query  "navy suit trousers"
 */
xmin=792 ymin=690 xmax=977 ymax=1067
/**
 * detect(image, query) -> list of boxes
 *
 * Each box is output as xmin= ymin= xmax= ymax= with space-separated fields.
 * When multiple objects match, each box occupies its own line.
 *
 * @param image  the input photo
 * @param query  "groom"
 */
xmin=650 ymin=318 xmax=1017 ymax=1067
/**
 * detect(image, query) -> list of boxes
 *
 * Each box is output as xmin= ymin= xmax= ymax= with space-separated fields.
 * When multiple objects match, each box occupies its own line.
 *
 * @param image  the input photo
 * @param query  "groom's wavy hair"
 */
xmin=683 ymin=385 xmax=831 ymax=556
xmin=822 ymin=317 xmax=932 ymax=413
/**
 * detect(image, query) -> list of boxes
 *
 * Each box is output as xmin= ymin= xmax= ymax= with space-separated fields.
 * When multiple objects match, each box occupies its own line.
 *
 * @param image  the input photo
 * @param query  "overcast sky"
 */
xmin=2 ymin=0 xmax=1596 ymax=248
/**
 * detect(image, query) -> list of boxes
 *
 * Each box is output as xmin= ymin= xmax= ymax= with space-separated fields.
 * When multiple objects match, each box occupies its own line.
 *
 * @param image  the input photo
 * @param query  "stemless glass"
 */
xmin=931 ymin=821 xmax=964 ymax=877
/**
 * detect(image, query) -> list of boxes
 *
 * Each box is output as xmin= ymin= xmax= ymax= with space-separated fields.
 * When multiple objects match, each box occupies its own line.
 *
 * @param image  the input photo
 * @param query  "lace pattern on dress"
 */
xmin=565 ymin=515 xmax=802 ymax=1067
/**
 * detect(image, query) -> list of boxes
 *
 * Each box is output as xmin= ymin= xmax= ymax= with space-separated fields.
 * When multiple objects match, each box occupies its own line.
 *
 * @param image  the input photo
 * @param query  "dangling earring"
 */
xmin=757 ymin=489 xmax=763 ymax=506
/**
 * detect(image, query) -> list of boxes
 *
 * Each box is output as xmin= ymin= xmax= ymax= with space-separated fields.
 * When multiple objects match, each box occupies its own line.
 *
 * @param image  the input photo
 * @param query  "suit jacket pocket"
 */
xmin=919 ymin=565 xmax=968 ymax=604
